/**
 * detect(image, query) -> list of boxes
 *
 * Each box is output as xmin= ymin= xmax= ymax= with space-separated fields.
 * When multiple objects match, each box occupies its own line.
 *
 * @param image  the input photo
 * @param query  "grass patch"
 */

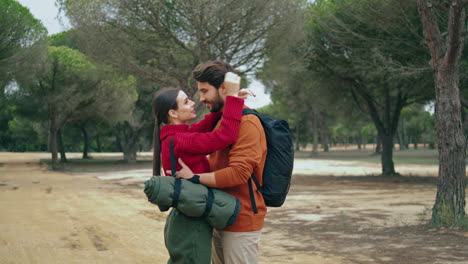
xmin=296 ymin=147 xmax=440 ymax=165
xmin=417 ymin=206 xmax=432 ymax=225
xmin=40 ymin=158 xmax=152 ymax=173
xmin=461 ymin=216 xmax=468 ymax=231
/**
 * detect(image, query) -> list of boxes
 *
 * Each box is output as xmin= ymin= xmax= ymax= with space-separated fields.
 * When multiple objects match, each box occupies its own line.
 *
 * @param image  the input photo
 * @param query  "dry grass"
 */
xmin=296 ymin=145 xmax=439 ymax=165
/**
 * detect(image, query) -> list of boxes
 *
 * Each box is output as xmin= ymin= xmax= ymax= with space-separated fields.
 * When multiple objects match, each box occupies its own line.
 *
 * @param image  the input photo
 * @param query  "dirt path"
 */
xmin=0 ymin=153 xmax=167 ymax=264
xmin=0 ymin=152 xmax=467 ymax=264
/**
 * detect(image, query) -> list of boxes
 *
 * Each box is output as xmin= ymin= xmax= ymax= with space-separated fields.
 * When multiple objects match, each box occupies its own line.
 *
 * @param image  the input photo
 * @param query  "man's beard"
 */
xmin=207 ymin=92 xmax=224 ymax=112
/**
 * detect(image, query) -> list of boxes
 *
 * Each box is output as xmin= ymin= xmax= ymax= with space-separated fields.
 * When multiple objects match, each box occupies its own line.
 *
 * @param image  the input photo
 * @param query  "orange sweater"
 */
xmin=209 ymin=107 xmax=267 ymax=232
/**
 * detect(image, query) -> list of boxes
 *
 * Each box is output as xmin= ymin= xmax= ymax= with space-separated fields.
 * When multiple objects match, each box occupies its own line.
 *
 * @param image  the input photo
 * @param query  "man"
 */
xmin=175 ymin=60 xmax=267 ymax=264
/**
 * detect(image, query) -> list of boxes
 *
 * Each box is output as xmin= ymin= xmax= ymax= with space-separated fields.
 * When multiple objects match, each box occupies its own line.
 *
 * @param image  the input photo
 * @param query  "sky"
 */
xmin=16 ymin=0 xmax=272 ymax=109
xmin=17 ymin=0 xmax=70 ymax=35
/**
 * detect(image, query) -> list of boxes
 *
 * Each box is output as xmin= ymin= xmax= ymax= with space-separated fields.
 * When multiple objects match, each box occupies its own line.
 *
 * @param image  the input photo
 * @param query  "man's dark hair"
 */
xmin=192 ymin=60 xmax=235 ymax=89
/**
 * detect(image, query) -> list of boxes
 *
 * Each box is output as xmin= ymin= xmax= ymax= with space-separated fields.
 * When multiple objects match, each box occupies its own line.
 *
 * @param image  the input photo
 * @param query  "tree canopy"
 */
xmin=261 ymin=0 xmax=435 ymax=175
xmin=0 ymin=0 xmax=47 ymax=85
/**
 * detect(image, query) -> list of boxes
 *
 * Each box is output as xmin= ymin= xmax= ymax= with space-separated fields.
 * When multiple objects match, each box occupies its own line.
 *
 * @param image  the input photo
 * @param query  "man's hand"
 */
xmin=166 ymin=158 xmax=217 ymax=187
xmin=166 ymin=158 xmax=194 ymax=179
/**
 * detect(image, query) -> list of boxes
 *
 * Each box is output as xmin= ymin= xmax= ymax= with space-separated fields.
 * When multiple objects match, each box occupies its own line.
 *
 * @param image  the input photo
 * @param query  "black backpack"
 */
xmin=242 ymin=108 xmax=294 ymax=213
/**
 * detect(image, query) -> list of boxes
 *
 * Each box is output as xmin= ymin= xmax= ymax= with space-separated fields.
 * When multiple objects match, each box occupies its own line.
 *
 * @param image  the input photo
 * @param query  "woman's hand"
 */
xmin=223 ymin=72 xmax=241 ymax=97
xmin=238 ymin=88 xmax=256 ymax=99
xmin=168 ymin=158 xmax=218 ymax=187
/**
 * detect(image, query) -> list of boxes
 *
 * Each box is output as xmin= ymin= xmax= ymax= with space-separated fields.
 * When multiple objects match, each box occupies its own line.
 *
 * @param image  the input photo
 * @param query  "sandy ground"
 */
xmin=0 ymin=152 xmax=467 ymax=264
xmin=0 ymin=153 xmax=167 ymax=264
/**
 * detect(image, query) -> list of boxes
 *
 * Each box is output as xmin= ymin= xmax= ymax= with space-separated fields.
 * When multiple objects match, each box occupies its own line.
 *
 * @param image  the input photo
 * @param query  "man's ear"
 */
xmin=219 ymin=82 xmax=227 ymax=96
xmin=168 ymin=109 xmax=178 ymax=120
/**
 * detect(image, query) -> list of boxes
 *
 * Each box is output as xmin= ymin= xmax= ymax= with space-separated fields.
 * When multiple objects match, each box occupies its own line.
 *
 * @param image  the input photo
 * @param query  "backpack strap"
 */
xmin=248 ymin=176 xmax=262 ymax=214
xmin=242 ymin=108 xmax=258 ymax=117
xmin=248 ymin=178 xmax=258 ymax=214
xmin=243 ymin=109 xmax=263 ymax=214
xmin=251 ymin=173 xmax=261 ymax=189
xmin=170 ymin=137 xmax=177 ymax=177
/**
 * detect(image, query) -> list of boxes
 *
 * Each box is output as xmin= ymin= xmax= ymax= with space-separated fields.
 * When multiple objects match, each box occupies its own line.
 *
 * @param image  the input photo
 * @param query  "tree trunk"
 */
xmin=356 ymin=131 xmax=362 ymax=150
xmin=397 ymin=121 xmax=407 ymax=150
xmin=402 ymin=119 xmax=409 ymax=149
xmin=116 ymin=135 xmax=122 ymax=152
xmin=380 ymin=132 xmax=397 ymax=176
xmin=462 ymin=105 xmax=468 ymax=152
xmin=96 ymin=134 xmax=102 ymax=152
xmin=122 ymin=139 xmax=138 ymax=163
xmin=48 ymin=105 xmax=59 ymax=169
xmin=295 ymin=121 xmax=301 ymax=151
xmin=417 ymin=0 xmax=467 ymax=227
xmin=397 ymin=130 xmax=403 ymax=150
xmin=431 ymin=68 xmax=466 ymax=227
xmin=81 ymin=124 xmax=90 ymax=159
xmin=362 ymin=133 xmax=367 ymax=149
xmin=311 ymin=107 xmax=319 ymax=155
xmin=58 ymin=129 xmax=67 ymax=163
xmin=375 ymin=135 xmax=381 ymax=154
xmin=117 ymin=124 xmax=139 ymax=163
xmin=320 ymin=111 xmax=329 ymax=152
xmin=357 ymin=83 xmax=404 ymax=176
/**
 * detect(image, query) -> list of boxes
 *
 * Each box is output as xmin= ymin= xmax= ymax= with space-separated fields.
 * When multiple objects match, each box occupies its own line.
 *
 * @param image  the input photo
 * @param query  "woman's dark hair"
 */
xmin=192 ymin=60 xmax=235 ymax=89
xmin=152 ymin=88 xmax=180 ymax=176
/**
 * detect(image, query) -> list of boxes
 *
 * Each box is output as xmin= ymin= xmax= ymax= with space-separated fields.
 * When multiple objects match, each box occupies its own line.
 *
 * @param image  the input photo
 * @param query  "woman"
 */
xmin=152 ymin=74 xmax=246 ymax=264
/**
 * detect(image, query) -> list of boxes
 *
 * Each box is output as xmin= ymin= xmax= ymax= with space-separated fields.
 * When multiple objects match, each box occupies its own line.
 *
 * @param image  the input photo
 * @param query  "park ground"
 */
xmin=0 ymin=148 xmax=467 ymax=264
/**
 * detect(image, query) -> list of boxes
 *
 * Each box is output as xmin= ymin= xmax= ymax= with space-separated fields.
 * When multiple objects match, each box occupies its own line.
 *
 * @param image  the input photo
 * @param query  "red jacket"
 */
xmin=160 ymin=96 xmax=244 ymax=175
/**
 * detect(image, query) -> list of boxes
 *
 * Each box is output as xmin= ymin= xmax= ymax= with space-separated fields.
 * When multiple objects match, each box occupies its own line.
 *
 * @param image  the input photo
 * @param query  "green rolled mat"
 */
xmin=144 ymin=176 xmax=240 ymax=229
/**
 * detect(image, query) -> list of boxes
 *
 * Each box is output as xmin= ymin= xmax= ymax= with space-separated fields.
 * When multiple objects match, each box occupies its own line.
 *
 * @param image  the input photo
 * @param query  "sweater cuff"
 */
xmin=223 ymin=96 xmax=244 ymax=120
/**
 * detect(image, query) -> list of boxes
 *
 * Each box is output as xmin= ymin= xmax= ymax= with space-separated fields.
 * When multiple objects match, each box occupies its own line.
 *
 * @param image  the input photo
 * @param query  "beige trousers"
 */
xmin=211 ymin=229 xmax=262 ymax=264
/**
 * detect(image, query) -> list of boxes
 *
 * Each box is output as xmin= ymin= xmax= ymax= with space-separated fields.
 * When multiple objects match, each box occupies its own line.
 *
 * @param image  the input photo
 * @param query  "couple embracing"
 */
xmin=151 ymin=60 xmax=267 ymax=264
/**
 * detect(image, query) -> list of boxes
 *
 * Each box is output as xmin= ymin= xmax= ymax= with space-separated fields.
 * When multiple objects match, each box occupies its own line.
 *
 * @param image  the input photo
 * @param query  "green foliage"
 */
xmin=306 ymin=0 xmax=432 ymax=94
xmin=14 ymin=45 xmax=137 ymax=124
xmin=0 ymin=0 xmax=47 ymax=59
xmin=0 ymin=102 xmax=15 ymax=150
xmin=401 ymin=105 xmax=435 ymax=146
xmin=361 ymin=124 xmax=377 ymax=137
xmin=57 ymin=0 xmax=302 ymax=91
xmin=431 ymin=199 xmax=467 ymax=229
xmin=461 ymin=216 xmax=468 ymax=231
xmin=49 ymin=45 xmax=95 ymax=72
xmin=331 ymin=124 xmax=352 ymax=141
xmin=56 ymin=0 xmax=305 ymax=161
xmin=432 ymin=201 xmax=455 ymax=227
xmin=7 ymin=116 xmax=46 ymax=151
xmin=0 ymin=0 xmax=47 ymax=83
xmin=417 ymin=206 xmax=432 ymax=225
xmin=9 ymin=44 xmax=138 ymax=157
xmin=48 ymin=30 xmax=79 ymax=49
xmin=257 ymin=100 xmax=295 ymax=124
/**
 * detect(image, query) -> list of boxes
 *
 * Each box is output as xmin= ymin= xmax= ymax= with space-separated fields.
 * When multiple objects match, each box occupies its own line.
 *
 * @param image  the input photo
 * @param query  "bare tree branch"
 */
xmin=417 ymin=0 xmax=444 ymax=67
xmin=432 ymin=2 xmax=449 ymax=12
xmin=445 ymin=2 xmax=466 ymax=65
xmin=463 ymin=0 xmax=468 ymax=8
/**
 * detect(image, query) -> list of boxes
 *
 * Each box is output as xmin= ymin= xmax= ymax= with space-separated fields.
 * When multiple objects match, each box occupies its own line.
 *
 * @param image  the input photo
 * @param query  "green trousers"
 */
xmin=164 ymin=208 xmax=213 ymax=264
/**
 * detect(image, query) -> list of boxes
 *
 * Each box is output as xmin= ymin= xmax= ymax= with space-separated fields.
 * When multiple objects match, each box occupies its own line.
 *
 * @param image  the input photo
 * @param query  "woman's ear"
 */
xmin=168 ymin=109 xmax=178 ymax=120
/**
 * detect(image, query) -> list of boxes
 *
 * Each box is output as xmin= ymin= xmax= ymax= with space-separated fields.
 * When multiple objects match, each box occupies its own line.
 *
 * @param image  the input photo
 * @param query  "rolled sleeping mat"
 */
xmin=144 ymin=176 xmax=240 ymax=229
